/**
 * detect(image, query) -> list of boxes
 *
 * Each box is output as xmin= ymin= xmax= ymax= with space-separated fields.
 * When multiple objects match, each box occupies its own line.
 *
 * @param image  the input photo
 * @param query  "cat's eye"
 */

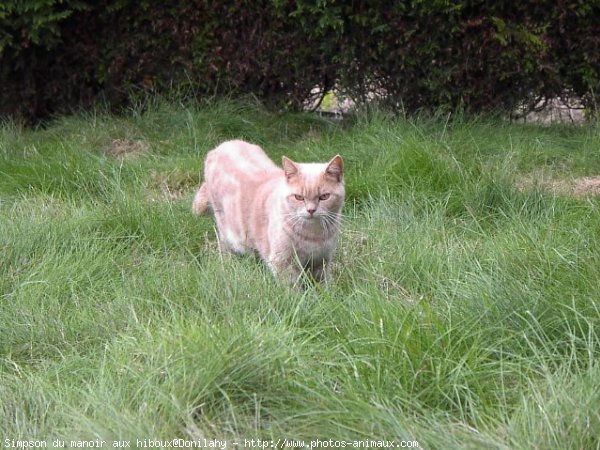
xmin=294 ymin=194 xmax=304 ymax=201
xmin=319 ymin=193 xmax=330 ymax=201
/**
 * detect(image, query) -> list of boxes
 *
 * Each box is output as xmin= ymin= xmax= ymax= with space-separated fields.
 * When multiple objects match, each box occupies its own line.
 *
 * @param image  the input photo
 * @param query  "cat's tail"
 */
xmin=192 ymin=183 xmax=210 ymax=216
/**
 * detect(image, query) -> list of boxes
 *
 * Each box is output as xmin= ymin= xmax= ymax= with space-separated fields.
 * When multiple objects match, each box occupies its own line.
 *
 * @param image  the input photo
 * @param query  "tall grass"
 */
xmin=1 ymin=102 xmax=599 ymax=449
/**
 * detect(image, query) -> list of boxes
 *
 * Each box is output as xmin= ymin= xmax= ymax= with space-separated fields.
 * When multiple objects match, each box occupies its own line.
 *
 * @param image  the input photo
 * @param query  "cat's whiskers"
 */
xmin=319 ymin=214 xmax=330 ymax=234
xmin=327 ymin=216 xmax=341 ymax=234
xmin=283 ymin=212 xmax=309 ymax=233
xmin=322 ymin=211 xmax=345 ymax=228
xmin=331 ymin=211 xmax=350 ymax=222
xmin=283 ymin=211 xmax=338 ymax=237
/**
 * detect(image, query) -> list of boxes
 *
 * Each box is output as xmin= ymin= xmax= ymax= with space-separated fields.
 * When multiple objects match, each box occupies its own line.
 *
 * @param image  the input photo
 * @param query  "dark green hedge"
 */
xmin=329 ymin=0 xmax=600 ymax=115
xmin=1 ymin=0 xmax=598 ymax=121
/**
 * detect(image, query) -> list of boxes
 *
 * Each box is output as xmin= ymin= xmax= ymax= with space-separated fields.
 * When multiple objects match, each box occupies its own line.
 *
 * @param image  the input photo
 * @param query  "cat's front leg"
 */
xmin=269 ymin=261 xmax=303 ymax=286
xmin=266 ymin=253 xmax=304 ymax=286
xmin=310 ymin=263 xmax=326 ymax=283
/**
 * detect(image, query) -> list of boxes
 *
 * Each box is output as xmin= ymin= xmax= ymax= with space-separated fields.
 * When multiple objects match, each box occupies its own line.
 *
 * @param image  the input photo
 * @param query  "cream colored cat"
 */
xmin=192 ymin=140 xmax=345 ymax=284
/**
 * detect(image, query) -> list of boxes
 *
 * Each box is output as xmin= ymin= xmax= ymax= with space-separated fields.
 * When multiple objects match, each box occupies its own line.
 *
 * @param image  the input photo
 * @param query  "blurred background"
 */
xmin=1 ymin=1 xmax=598 ymax=123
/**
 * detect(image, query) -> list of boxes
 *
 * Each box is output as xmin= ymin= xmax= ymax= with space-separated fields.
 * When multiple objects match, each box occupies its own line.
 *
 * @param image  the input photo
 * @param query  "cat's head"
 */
xmin=281 ymin=155 xmax=345 ymax=223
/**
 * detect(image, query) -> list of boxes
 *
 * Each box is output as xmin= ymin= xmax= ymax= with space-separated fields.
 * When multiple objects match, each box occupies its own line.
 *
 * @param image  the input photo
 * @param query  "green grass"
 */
xmin=1 ymin=101 xmax=599 ymax=449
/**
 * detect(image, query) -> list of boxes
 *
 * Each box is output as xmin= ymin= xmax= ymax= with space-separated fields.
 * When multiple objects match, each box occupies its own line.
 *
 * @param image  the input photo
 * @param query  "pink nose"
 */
xmin=307 ymin=208 xmax=316 ymax=215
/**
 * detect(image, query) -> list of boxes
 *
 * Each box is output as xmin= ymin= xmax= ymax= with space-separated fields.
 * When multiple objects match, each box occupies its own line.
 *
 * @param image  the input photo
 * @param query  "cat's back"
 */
xmin=201 ymin=140 xmax=283 ymax=255
xmin=205 ymin=140 xmax=280 ymax=185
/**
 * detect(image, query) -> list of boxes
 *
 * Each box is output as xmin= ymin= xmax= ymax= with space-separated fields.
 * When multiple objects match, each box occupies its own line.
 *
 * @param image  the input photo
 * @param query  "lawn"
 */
xmin=1 ymin=101 xmax=599 ymax=449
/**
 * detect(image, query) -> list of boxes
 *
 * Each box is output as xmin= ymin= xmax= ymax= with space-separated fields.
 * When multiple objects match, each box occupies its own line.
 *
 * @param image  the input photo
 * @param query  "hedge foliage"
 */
xmin=1 ymin=0 xmax=599 ymax=121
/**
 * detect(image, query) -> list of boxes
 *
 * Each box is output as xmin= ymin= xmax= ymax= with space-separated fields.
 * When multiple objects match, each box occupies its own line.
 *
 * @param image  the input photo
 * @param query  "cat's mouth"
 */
xmin=287 ymin=212 xmax=326 ymax=226
xmin=303 ymin=213 xmax=320 ymax=221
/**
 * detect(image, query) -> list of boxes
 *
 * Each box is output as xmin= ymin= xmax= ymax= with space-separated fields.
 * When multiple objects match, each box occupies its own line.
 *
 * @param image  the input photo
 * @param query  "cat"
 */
xmin=192 ymin=140 xmax=345 ymax=284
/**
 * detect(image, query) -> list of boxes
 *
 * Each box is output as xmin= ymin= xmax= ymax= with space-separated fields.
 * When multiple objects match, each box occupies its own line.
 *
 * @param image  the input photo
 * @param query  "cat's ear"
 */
xmin=325 ymin=155 xmax=343 ymax=182
xmin=282 ymin=156 xmax=299 ymax=181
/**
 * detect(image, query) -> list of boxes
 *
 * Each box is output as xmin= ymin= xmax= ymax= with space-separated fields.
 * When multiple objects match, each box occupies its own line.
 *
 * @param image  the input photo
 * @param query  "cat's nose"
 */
xmin=307 ymin=208 xmax=316 ymax=216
